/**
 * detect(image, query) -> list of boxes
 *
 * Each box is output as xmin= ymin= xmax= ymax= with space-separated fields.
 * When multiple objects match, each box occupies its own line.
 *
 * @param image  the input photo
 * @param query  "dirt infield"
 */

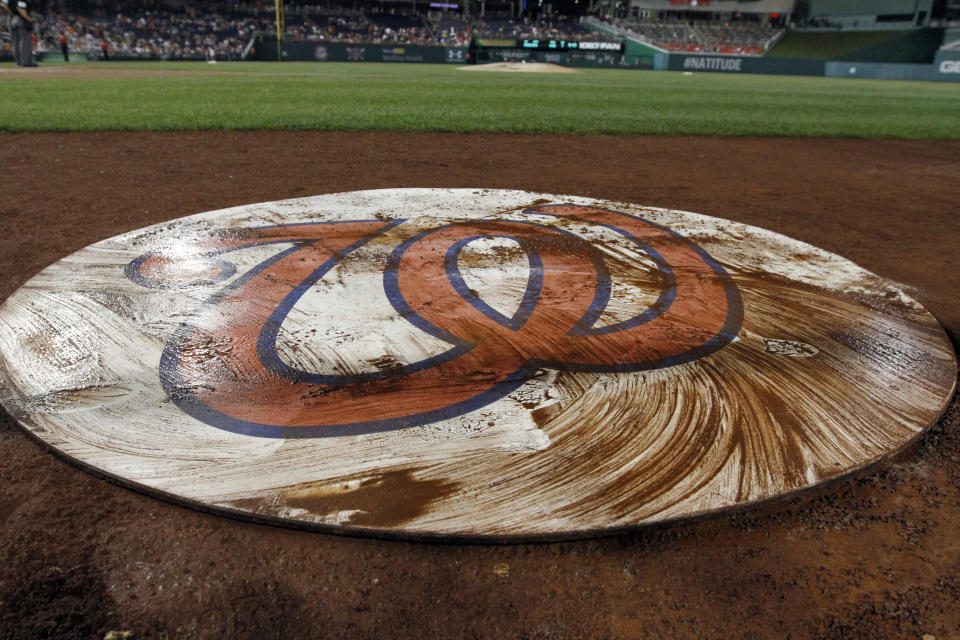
xmin=0 ymin=132 xmax=958 ymax=639
xmin=458 ymin=62 xmax=580 ymax=73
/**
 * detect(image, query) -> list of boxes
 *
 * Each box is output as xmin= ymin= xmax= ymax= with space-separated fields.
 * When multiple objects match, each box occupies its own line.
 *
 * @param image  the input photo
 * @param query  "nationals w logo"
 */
xmin=126 ymin=203 xmax=742 ymax=438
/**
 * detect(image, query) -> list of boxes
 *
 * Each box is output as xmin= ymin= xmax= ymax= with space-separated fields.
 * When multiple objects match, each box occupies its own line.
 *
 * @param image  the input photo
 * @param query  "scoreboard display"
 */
xmin=470 ymin=37 xmax=627 ymax=66
xmin=521 ymin=39 xmax=624 ymax=53
xmin=473 ymin=38 xmax=624 ymax=54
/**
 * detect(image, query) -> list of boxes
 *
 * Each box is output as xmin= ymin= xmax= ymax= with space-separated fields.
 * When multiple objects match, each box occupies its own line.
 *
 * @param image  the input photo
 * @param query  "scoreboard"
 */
xmin=520 ymin=39 xmax=624 ymax=53
xmin=474 ymin=38 xmax=624 ymax=54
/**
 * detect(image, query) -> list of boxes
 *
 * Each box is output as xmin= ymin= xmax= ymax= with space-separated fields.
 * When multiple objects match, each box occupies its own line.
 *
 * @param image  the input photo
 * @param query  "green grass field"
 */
xmin=1 ymin=61 xmax=958 ymax=138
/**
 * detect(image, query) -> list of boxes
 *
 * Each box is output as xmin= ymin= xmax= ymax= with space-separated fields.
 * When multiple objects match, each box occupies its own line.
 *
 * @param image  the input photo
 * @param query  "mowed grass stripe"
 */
xmin=0 ymin=61 xmax=958 ymax=138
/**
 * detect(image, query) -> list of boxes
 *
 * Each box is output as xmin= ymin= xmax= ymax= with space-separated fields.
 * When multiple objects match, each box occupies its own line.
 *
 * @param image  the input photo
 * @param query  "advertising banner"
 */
xmin=663 ymin=54 xmax=825 ymax=76
xmin=254 ymin=38 xmax=468 ymax=64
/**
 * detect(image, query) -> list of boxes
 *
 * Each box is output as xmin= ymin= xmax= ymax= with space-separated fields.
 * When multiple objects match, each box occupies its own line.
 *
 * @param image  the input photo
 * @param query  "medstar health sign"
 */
xmin=0 ymin=190 xmax=954 ymax=540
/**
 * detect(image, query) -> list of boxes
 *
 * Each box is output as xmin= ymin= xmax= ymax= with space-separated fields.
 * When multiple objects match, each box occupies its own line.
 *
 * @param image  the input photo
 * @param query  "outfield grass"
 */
xmin=0 ymin=61 xmax=958 ymax=138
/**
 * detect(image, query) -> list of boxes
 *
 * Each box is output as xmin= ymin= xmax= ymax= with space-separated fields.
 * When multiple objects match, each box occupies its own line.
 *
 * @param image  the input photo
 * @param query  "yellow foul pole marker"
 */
xmin=275 ymin=0 xmax=284 ymax=61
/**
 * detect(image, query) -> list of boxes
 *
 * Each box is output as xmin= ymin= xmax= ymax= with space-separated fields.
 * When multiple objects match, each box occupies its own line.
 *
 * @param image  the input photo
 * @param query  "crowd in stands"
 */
xmin=283 ymin=8 xmax=452 ymax=46
xmin=608 ymin=16 xmax=781 ymax=55
xmin=695 ymin=22 xmax=779 ymax=54
xmin=278 ymin=9 xmax=606 ymax=48
xmin=3 ymin=0 xmax=781 ymax=60
xmin=791 ymin=17 xmax=842 ymax=30
xmin=10 ymin=2 xmax=603 ymax=59
xmin=34 ymin=6 xmax=263 ymax=60
xmin=470 ymin=14 xmax=594 ymax=40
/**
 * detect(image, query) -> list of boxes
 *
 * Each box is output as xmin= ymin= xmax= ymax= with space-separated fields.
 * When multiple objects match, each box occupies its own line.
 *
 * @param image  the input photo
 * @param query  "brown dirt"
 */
xmin=0 ymin=132 xmax=958 ymax=640
xmin=459 ymin=62 xmax=580 ymax=73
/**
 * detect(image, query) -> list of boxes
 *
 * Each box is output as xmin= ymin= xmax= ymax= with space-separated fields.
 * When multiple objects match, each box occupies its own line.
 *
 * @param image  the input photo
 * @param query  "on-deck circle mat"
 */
xmin=0 ymin=189 xmax=954 ymax=541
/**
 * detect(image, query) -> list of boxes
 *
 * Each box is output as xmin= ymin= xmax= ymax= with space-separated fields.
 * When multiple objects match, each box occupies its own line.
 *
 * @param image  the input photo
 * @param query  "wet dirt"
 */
xmin=0 ymin=132 xmax=958 ymax=639
xmin=282 ymin=469 xmax=459 ymax=528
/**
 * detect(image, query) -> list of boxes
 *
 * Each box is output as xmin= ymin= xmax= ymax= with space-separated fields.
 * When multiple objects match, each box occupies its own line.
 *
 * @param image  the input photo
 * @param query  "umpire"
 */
xmin=0 ymin=0 xmax=13 ymax=65
xmin=10 ymin=0 xmax=36 ymax=67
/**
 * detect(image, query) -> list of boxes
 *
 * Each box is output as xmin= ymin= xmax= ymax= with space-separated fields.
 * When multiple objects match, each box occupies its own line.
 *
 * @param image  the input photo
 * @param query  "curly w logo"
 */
xmin=126 ymin=204 xmax=742 ymax=438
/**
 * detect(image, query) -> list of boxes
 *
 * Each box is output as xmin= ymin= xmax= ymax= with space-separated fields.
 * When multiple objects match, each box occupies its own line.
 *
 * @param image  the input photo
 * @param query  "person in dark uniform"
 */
xmin=1 ymin=0 xmax=18 ymax=66
xmin=58 ymin=32 xmax=68 ymax=61
xmin=10 ymin=0 xmax=36 ymax=67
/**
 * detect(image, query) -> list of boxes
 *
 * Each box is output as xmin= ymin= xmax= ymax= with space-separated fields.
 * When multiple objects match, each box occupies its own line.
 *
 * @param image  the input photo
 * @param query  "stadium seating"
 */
xmin=610 ymin=17 xmax=781 ymax=55
xmin=35 ymin=5 xmax=616 ymax=58
xmin=470 ymin=15 xmax=593 ymax=40
xmin=37 ymin=7 xmax=264 ymax=60
xmin=27 ymin=1 xmax=782 ymax=60
xmin=433 ymin=18 xmax=470 ymax=46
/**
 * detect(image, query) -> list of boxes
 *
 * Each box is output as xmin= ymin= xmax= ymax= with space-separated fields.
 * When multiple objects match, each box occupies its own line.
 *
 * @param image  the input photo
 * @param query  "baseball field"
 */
xmin=0 ymin=61 xmax=959 ymax=639
xmin=1 ymin=62 xmax=959 ymax=137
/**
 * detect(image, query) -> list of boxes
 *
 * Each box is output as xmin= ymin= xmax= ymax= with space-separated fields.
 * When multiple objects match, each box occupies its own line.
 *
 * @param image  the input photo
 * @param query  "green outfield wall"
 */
xmin=582 ymin=19 xmax=659 ymax=67
xmin=475 ymin=47 xmax=646 ymax=69
xmin=656 ymin=53 xmax=826 ymax=76
xmin=246 ymin=32 xmax=957 ymax=81
xmin=653 ymin=50 xmax=957 ymax=81
xmin=825 ymin=59 xmax=960 ymax=81
xmin=470 ymin=38 xmax=645 ymax=68
xmin=767 ymin=28 xmax=944 ymax=63
xmin=252 ymin=37 xmax=468 ymax=64
xmin=252 ymin=35 xmax=645 ymax=69
xmin=623 ymin=39 xmax=660 ymax=68
xmin=826 ymin=48 xmax=960 ymax=81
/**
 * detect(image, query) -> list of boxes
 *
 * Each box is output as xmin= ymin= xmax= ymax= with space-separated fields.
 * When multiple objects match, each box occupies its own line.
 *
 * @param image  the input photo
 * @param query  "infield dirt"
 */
xmin=0 ymin=132 xmax=958 ymax=639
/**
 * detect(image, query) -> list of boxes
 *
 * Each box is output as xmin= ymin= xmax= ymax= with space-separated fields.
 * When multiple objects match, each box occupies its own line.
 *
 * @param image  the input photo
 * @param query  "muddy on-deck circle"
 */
xmin=0 ymin=189 xmax=954 ymax=541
